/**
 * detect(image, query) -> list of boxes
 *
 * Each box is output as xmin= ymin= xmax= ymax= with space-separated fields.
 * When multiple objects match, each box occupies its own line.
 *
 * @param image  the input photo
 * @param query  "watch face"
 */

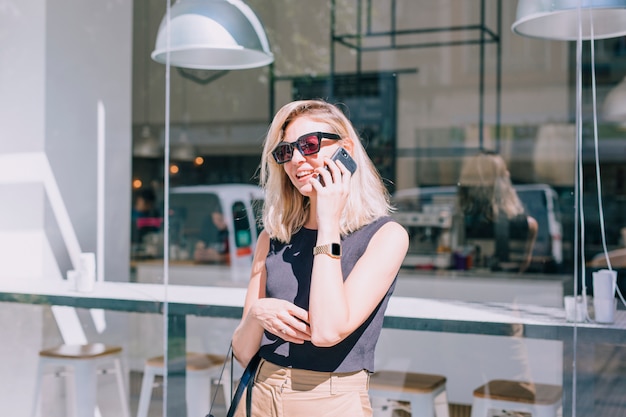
xmin=331 ymin=243 xmax=341 ymax=256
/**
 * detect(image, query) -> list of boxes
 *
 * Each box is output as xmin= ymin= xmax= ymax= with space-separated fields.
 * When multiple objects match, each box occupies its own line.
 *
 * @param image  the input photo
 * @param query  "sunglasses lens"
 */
xmin=299 ymin=134 xmax=321 ymax=156
xmin=273 ymin=143 xmax=292 ymax=163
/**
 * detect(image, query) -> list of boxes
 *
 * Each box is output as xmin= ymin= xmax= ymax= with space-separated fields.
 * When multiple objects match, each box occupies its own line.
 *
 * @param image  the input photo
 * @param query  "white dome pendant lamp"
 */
xmin=512 ymin=0 xmax=626 ymax=41
xmin=151 ymin=0 xmax=274 ymax=70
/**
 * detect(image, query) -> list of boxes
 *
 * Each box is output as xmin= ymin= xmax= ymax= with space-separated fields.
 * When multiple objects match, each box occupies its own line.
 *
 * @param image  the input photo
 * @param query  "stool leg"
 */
xmin=136 ymin=366 xmax=158 ymax=417
xmin=187 ymin=369 xmax=211 ymax=417
xmin=410 ymin=393 xmax=436 ymax=417
xmin=30 ymin=360 xmax=46 ymax=417
xmin=113 ymin=357 xmax=131 ymax=417
xmin=66 ymin=368 xmax=78 ymax=417
xmin=221 ymin=367 xmax=232 ymax=409
xmin=470 ymin=397 xmax=487 ymax=417
xmin=73 ymin=360 xmax=98 ymax=417
xmin=474 ymin=399 xmax=560 ymax=417
xmin=434 ymin=389 xmax=450 ymax=417
xmin=534 ymin=402 xmax=561 ymax=417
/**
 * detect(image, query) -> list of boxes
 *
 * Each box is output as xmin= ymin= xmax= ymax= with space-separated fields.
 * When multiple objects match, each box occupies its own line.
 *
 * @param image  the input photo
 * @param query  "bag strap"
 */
xmin=206 ymin=344 xmax=233 ymax=417
xmin=226 ymin=352 xmax=261 ymax=417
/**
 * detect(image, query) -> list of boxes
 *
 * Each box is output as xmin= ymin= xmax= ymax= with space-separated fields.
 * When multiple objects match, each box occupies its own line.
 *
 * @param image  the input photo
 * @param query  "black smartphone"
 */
xmin=318 ymin=147 xmax=357 ymax=185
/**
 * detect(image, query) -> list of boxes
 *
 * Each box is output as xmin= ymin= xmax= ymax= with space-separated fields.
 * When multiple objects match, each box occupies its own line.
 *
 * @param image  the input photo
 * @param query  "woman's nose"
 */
xmin=290 ymin=147 xmax=306 ymax=163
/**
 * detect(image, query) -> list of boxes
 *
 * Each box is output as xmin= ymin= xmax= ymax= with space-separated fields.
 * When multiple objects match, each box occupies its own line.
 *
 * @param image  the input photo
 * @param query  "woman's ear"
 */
xmin=343 ymin=137 xmax=355 ymax=154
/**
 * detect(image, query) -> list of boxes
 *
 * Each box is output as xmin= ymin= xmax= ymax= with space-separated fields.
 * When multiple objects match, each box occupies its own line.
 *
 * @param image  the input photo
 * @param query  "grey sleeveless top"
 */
xmin=258 ymin=216 xmax=397 ymax=373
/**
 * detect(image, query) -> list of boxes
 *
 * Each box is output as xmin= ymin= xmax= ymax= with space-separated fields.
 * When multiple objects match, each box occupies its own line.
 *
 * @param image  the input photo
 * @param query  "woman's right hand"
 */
xmin=251 ymin=298 xmax=311 ymax=343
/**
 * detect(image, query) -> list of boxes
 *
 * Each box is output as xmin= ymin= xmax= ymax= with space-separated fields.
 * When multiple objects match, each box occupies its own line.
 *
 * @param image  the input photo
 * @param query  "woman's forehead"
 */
xmin=283 ymin=117 xmax=332 ymax=142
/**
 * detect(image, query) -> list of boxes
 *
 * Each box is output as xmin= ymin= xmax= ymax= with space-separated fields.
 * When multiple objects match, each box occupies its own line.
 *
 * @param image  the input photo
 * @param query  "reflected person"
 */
xmin=457 ymin=151 xmax=538 ymax=272
xmin=194 ymin=207 xmax=229 ymax=264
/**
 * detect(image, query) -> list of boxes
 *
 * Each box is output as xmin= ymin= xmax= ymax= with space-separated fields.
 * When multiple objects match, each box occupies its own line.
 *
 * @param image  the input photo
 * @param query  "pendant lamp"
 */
xmin=133 ymin=126 xmax=163 ymax=158
xmin=512 ymin=0 xmax=626 ymax=40
xmin=151 ymin=0 xmax=274 ymax=70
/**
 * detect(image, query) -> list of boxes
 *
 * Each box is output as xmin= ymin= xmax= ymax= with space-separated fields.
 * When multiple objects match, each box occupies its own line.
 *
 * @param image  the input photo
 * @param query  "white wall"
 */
xmin=0 ymin=0 xmax=133 ymax=414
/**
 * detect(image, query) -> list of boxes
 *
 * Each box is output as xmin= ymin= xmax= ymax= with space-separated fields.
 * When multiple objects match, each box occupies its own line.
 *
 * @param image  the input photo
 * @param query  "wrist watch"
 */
xmin=313 ymin=243 xmax=342 ymax=259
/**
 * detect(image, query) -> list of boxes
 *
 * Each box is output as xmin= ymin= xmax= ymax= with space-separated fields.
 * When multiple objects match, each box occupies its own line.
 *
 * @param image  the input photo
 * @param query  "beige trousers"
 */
xmin=233 ymin=359 xmax=372 ymax=417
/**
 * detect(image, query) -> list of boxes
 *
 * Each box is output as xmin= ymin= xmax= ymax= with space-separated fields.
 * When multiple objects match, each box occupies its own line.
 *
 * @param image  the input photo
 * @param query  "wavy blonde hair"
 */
xmin=458 ymin=151 xmax=525 ymax=220
xmin=260 ymin=100 xmax=392 ymax=243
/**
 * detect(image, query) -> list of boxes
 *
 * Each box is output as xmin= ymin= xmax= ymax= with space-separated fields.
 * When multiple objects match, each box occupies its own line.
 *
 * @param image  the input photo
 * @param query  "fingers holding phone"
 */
xmin=317 ymin=147 xmax=357 ymax=186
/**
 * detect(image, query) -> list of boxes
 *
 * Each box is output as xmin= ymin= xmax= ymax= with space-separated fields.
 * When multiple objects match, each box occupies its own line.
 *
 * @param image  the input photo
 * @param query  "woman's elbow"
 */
xmin=310 ymin=329 xmax=345 ymax=347
xmin=232 ymin=348 xmax=254 ymax=368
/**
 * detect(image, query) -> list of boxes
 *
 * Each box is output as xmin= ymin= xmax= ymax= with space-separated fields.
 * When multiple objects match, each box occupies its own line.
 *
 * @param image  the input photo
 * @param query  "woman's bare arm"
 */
xmin=308 ymin=221 xmax=409 ymax=347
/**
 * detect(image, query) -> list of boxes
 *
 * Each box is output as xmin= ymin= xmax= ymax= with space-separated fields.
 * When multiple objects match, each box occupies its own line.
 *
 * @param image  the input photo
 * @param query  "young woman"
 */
xmin=231 ymin=99 xmax=409 ymax=417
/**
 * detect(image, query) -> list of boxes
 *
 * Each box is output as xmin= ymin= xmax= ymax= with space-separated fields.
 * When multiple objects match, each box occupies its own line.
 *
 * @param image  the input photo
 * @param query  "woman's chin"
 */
xmin=297 ymin=181 xmax=315 ymax=196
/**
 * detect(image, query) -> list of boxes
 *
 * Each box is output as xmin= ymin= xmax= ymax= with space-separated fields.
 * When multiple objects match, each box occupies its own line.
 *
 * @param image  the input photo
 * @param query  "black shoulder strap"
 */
xmin=226 ymin=352 xmax=261 ymax=417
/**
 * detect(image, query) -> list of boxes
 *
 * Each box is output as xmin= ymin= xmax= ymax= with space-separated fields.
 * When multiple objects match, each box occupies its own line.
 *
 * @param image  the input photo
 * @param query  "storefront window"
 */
xmin=0 ymin=1 xmax=624 ymax=416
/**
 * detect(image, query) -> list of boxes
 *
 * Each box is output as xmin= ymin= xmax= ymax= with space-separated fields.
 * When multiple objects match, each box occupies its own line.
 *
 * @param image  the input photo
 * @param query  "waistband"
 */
xmin=255 ymin=359 xmax=370 ymax=394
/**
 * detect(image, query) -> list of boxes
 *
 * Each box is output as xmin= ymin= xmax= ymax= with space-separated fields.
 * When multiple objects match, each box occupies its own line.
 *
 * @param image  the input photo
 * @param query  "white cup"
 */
xmin=593 ymin=269 xmax=617 ymax=299
xmin=594 ymin=297 xmax=617 ymax=324
xmin=66 ymin=269 xmax=79 ymax=287
xmin=76 ymin=252 xmax=96 ymax=292
xmin=564 ymin=295 xmax=586 ymax=322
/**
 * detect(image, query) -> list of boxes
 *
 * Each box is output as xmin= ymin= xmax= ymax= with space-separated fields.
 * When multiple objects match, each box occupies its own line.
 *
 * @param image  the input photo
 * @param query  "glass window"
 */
xmin=0 ymin=1 xmax=624 ymax=416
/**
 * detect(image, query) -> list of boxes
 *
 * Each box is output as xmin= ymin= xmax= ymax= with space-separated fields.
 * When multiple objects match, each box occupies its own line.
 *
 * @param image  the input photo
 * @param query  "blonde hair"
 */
xmin=458 ymin=152 xmax=525 ymax=220
xmin=260 ymin=100 xmax=392 ymax=242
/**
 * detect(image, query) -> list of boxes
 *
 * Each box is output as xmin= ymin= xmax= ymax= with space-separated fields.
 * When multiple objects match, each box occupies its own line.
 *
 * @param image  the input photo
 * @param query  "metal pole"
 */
xmin=479 ymin=0 xmax=486 ymax=150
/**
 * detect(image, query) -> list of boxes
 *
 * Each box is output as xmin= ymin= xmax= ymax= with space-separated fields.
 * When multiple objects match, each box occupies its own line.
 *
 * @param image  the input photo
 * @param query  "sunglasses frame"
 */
xmin=272 ymin=131 xmax=341 ymax=164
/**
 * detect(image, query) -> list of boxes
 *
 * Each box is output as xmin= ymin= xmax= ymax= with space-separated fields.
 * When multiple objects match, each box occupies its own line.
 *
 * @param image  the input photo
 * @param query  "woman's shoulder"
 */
xmin=376 ymin=217 xmax=409 ymax=239
xmin=352 ymin=215 xmax=404 ymax=236
xmin=341 ymin=216 xmax=407 ymax=260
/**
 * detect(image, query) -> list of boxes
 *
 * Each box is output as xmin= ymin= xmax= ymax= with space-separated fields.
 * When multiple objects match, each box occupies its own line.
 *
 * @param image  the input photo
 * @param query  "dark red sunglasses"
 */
xmin=272 ymin=132 xmax=341 ymax=164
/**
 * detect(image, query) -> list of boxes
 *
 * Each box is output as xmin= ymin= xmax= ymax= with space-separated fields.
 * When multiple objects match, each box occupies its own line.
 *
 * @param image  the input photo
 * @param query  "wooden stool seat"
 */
xmin=370 ymin=370 xmax=447 ymax=394
xmin=473 ymin=380 xmax=562 ymax=405
xmin=369 ymin=370 xmax=450 ymax=417
xmin=145 ymin=353 xmax=226 ymax=371
xmin=39 ymin=343 xmax=122 ymax=359
xmin=471 ymin=380 xmax=562 ymax=417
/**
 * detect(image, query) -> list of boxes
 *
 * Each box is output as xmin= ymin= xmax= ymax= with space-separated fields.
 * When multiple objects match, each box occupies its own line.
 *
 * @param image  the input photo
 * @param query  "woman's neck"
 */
xmin=304 ymin=195 xmax=318 ymax=230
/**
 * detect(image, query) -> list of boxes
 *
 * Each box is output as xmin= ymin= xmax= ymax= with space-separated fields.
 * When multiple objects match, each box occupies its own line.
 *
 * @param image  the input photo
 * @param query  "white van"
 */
xmin=133 ymin=184 xmax=265 ymax=285
xmin=169 ymin=184 xmax=265 ymax=266
xmin=392 ymin=184 xmax=563 ymax=272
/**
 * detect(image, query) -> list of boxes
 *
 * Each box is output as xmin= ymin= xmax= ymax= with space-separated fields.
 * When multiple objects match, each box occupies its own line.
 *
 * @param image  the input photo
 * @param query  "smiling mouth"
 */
xmin=296 ymin=170 xmax=315 ymax=179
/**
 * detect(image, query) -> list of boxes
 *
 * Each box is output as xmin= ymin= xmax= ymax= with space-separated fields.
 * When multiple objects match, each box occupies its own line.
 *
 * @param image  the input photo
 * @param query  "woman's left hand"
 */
xmin=252 ymin=297 xmax=312 ymax=343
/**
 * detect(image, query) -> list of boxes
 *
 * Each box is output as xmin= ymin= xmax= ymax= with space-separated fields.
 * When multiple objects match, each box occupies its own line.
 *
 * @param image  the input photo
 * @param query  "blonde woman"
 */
xmin=458 ymin=151 xmax=538 ymax=272
xmin=231 ymin=100 xmax=408 ymax=417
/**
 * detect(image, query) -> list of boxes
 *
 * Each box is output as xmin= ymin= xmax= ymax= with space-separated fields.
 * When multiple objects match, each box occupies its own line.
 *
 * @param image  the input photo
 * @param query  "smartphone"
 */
xmin=318 ymin=147 xmax=357 ymax=185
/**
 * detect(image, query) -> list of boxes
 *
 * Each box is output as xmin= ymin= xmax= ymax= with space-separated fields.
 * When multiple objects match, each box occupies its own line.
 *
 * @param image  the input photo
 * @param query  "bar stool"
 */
xmin=136 ymin=352 xmax=230 ymax=417
xmin=31 ymin=343 xmax=130 ymax=417
xmin=470 ymin=380 xmax=562 ymax=417
xmin=369 ymin=370 xmax=450 ymax=417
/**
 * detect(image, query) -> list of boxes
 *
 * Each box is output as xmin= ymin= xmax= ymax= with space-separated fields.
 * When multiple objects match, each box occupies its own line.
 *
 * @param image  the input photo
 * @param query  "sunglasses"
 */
xmin=272 ymin=131 xmax=341 ymax=164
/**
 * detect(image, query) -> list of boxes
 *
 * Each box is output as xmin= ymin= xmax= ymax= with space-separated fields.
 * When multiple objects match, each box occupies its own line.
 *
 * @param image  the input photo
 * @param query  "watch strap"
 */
xmin=313 ymin=243 xmax=341 ymax=258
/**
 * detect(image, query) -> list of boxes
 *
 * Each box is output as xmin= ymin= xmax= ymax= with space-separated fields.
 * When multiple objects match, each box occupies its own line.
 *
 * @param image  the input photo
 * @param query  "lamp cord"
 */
xmin=587 ymin=7 xmax=626 ymax=308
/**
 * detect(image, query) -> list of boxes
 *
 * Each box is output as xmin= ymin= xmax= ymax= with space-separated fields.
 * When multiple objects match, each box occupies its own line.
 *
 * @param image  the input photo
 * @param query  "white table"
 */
xmin=1 ymin=280 xmax=624 ymax=416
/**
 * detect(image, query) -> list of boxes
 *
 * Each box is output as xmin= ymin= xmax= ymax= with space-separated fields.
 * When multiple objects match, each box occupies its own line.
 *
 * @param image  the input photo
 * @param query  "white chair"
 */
xmin=31 ymin=306 xmax=130 ymax=417
xmin=136 ymin=352 xmax=231 ymax=417
xmin=470 ymin=380 xmax=562 ymax=417
xmin=369 ymin=370 xmax=449 ymax=417
xmin=31 ymin=343 xmax=130 ymax=417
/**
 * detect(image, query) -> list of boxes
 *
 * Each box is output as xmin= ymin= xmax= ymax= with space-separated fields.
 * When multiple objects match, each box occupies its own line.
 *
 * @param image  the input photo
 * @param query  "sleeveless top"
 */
xmin=258 ymin=216 xmax=397 ymax=373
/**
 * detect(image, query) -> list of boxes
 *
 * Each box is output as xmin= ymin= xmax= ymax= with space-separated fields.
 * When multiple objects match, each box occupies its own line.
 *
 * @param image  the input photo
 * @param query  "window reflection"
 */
xmin=458 ymin=152 xmax=540 ymax=274
xmin=392 ymin=178 xmax=564 ymax=275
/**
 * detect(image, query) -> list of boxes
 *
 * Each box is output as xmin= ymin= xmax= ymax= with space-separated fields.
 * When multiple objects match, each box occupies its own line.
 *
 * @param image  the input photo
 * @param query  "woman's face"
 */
xmin=281 ymin=116 xmax=341 ymax=197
